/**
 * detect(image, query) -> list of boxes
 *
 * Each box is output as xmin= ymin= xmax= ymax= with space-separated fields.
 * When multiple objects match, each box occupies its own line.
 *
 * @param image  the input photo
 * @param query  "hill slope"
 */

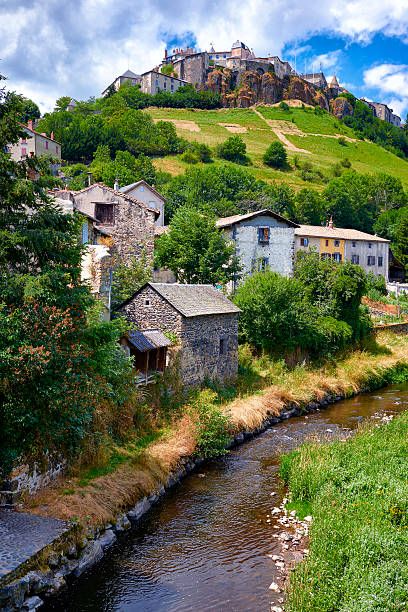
xmin=147 ymin=105 xmax=408 ymax=190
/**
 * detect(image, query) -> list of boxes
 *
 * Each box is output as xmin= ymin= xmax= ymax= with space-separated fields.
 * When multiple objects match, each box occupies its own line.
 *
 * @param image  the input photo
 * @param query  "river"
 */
xmin=45 ymin=384 xmax=408 ymax=612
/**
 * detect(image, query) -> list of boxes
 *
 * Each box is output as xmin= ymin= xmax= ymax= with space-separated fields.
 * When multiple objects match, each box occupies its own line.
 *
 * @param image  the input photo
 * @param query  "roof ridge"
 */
xmin=70 ymin=182 xmax=159 ymax=217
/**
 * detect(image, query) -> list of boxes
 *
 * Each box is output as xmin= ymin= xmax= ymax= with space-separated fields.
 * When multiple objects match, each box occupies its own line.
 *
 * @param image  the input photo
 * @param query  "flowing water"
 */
xmin=46 ymin=384 xmax=408 ymax=612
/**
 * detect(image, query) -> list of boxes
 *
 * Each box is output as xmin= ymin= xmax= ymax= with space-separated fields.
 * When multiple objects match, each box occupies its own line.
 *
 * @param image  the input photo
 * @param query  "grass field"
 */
xmin=147 ymin=106 xmax=408 ymax=191
xmin=281 ymin=390 xmax=408 ymax=611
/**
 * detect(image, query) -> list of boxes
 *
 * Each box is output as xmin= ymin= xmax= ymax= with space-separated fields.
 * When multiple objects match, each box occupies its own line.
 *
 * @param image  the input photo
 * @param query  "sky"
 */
xmin=1 ymin=0 xmax=407 ymax=120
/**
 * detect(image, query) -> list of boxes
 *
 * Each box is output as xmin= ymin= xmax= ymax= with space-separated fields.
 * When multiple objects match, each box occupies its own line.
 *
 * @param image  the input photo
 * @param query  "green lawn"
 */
xmin=281 ymin=392 xmax=408 ymax=611
xmin=147 ymin=106 xmax=408 ymax=190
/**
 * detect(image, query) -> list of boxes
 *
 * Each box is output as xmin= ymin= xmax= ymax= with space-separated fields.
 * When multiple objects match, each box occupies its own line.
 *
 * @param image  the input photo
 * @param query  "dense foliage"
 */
xmin=340 ymin=94 xmax=408 ymax=159
xmin=216 ymin=135 xmax=249 ymax=164
xmin=263 ymin=141 xmax=288 ymax=168
xmin=0 ymin=77 xmax=134 ymax=476
xmin=155 ymin=206 xmax=240 ymax=284
xmin=235 ymin=253 xmax=370 ymax=357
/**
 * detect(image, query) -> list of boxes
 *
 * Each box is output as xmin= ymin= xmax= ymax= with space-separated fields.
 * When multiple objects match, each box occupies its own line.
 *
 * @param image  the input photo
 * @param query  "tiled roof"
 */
xmin=216 ymin=209 xmax=299 ymax=229
xmin=295 ymin=225 xmax=389 ymax=243
xmin=127 ymin=329 xmax=171 ymax=352
xmin=148 ymin=283 xmax=241 ymax=317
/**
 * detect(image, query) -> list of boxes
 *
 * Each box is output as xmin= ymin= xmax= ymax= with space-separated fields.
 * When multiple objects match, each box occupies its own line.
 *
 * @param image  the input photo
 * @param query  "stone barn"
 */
xmin=118 ymin=283 xmax=240 ymax=386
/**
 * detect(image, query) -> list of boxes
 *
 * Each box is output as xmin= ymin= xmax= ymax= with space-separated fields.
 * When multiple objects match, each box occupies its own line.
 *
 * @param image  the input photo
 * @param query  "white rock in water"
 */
xmin=271 ymin=554 xmax=284 ymax=561
xmin=269 ymin=582 xmax=281 ymax=592
xmin=271 ymin=606 xmax=283 ymax=612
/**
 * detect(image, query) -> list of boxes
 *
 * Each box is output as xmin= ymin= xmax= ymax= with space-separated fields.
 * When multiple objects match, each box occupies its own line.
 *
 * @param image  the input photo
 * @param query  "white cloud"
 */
xmin=364 ymin=63 xmax=408 ymax=119
xmin=0 ymin=0 xmax=407 ymax=112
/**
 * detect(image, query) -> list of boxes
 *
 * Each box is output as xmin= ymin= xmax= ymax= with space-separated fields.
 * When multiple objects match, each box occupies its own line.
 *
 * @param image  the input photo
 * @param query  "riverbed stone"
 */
xmin=114 ymin=515 xmax=131 ymax=533
xmin=128 ymin=498 xmax=151 ymax=522
xmin=98 ymin=529 xmax=116 ymax=551
xmin=73 ymin=541 xmax=103 ymax=577
xmin=22 ymin=595 xmax=43 ymax=610
xmin=0 ymin=575 xmax=30 ymax=608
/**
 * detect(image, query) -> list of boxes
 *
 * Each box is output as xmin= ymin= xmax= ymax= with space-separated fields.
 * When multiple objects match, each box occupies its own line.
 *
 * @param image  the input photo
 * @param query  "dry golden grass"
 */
xmin=27 ymin=331 xmax=408 ymax=527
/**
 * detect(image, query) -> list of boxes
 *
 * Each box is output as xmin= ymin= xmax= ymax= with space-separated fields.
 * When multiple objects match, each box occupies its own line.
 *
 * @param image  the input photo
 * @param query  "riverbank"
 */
xmin=1 ymin=331 xmax=408 ymax=609
xmin=281 ymin=399 xmax=408 ymax=611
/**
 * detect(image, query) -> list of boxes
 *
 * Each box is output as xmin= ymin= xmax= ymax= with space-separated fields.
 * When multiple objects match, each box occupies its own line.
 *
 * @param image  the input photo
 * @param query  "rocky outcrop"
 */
xmin=283 ymin=76 xmax=317 ymax=106
xmin=260 ymin=72 xmax=284 ymax=104
xmin=314 ymin=90 xmax=329 ymax=111
xmin=330 ymin=97 xmax=354 ymax=119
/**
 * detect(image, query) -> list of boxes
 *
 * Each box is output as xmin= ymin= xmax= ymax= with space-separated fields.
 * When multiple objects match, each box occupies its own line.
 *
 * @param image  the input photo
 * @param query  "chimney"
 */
xmin=87 ymin=171 xmax=93 ymax=187
xmin=164 ymin=48 xmax=168 ymax=59
xmin=328 ymin=216 xmax=334 ymax=229
xmin=114 ymin=179 xmax=119 ymax=191
xmin=50 ymin=131 xmax=54 ymax=141
xmin=27 ymin=119 xmax=33 ymax=131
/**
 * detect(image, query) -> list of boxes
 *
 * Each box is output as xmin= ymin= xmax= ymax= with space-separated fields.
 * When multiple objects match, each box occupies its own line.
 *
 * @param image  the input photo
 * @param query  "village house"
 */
xmin=62 ymin=182 xmax=158 ymax=263
xmin=300 ymin=72 xmax=328 ymax=89
xmin=7 ymin=120 xmax=61 ymax=163
xmin=102 ymin=69 xmax=142 ymax=96
xmin=140 ymin=70 xmax=189 ymax=94
xmin=118 ymin=282 xmax=240 ymax=386
xmin=216 ymin=210 xmax=299 ymax=288
xmin=360 ymin=99 xmax=401 ymax=127
xmin=119 ymin=179 xmax=165 ymax=226
xmin=295 ymin=222 xmax=390 ymax=279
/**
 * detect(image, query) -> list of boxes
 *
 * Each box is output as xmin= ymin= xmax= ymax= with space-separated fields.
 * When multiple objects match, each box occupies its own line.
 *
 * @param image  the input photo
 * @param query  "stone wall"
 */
xmin=173 ymin=53 xmax=209 ymax=87
xmin=375 ymin=322 xmax=408 ymax=334
xmin=74 ymin=184 xmax=156 ymax=265
xmin=180 ymin=313 xmax=239 ymax=386
xmin=118 ymin=285 xmax=183 ymax=335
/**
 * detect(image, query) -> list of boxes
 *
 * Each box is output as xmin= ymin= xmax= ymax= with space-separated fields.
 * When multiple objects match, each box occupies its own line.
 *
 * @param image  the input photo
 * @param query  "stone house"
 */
xmin=300 ymin=72 xmax=328 ymax=89
xmin=8 ymin=120 xmax=61 ymax=163
xmin=216 ymin=210 xmax=299 ymax=288
xmin=102 ymin=69 xmax=142 ymax=96
xmin=119 ymin=180 xmax=165 ymax=226
xmin=295 ymin=223 xmax=390 ymax=280
xmin=118 ymin=282 xmax=240 ymax=386
xmin=140 ymin=70 xmax=189 ymax=94
xmin=66 ymin=183 xmax=158 ymax=264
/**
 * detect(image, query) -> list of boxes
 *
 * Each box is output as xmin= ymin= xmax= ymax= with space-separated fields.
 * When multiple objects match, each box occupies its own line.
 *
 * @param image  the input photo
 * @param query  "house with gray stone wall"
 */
xmin=66 ymin=183 xmax=158 ymax=264
xmin=119 ymin=180 xmax=165 ymax=226
xmin=118 ymin=282 xmax=240 ymax=386
xmin=216 ymin=210 xmax=299 ymax=289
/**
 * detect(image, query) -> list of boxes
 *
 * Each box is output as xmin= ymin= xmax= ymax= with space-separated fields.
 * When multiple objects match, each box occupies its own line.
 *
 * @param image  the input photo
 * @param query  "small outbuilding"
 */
xmin=120 ymin=329 xmax=171 ymax=385
xmin=118 ymin=282 xmax=240 ymax=386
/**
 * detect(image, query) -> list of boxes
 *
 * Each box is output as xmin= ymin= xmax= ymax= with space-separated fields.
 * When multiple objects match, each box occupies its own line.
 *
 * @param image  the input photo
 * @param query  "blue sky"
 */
xmin=1 ymin=0 xmax=407 ymax=119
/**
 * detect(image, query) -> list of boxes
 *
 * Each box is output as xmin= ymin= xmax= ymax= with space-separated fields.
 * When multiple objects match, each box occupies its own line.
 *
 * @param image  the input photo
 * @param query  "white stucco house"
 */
xmin=216 ymin=210 xmax=299 ymax=289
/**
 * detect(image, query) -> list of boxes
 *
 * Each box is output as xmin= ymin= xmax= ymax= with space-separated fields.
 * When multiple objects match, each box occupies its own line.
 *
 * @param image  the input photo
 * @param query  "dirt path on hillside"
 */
xmin=253 ymin=108 xmax=311 ymax=153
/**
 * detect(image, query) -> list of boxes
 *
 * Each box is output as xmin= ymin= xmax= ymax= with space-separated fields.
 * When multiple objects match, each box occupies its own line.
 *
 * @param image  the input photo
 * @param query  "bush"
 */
xmin=217 ymin=135 xmax=249 ymax=164
xmin=341 ymin=157 xmax=352 ymax=168
xmin=338 ymin=136 xmax=347 ymax=146
xmin=280 ymin=101 xmax=290 ymax=112
xmin=192 ymin=390 xmax=231 ymax=458
xmin=263 ymin=141 xmax=288 ymax=169
xmin=181 ymin=141 xmax=212 ymax=164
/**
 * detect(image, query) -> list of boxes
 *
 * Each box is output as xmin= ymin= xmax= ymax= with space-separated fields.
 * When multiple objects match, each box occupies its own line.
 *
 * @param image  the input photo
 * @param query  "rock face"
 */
xmin=330 ymin=97 xmax=354 ymax=119
xmin=283 ymin=75 xmax=317 ymax=106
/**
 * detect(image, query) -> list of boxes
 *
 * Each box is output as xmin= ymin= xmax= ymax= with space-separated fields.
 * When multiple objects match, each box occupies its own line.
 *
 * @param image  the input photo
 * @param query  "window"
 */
xmin=21 ymin=147 xmax=27 ymax=156
xmin=334 ymin=239 xmax=340 ymax=247
xmin=332 ymin=253 xmax=342 ymax=262
xmin=300 ymin=237 xmax=309 ymax=247
xmin=258 ymin=257 xmax=269 ymax=271
xmin=45 ymin=141 xmax=49 ymax=150
xmin=144 ymin=299 xmax=151 ymax=306
xmin=81 ymin=221 xmax=89 ymax=244
xmin=367 ymin=256 xmax=376 ymax=266
xmin=352 ymin=241 xmax=356 ymax=248
xmin=351 ymin=254 xmax=360 ymax=264
xmin=216 ymin=54 xmax=219 ymax=59
xmin=368 ymin=242 xmax=372 ymax=249
xmin=258 ymin=227 xmax=270 ymax=244
xmin=95 ymin=203 xmax=114 ymax=224
xmin=325 ymin=239 xmax=329 ymax=247
xmin=321 ymin=253 xmax=331 ymax=260
xmin=219 ymin=338 xmax=227 ymax=355
xmin=378 ymin=256 xmax=383 ymax=267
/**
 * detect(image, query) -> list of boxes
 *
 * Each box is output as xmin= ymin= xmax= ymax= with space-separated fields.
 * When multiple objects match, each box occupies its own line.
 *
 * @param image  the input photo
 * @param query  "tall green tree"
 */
xmin=155 ymin=206 xmax=240 ymax=284
xmin=0 ymin=76 xmax=132 ymax=476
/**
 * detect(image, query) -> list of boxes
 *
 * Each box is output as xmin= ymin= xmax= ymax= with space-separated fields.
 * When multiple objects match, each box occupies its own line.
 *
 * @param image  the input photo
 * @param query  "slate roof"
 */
xmin=143 ymin=283 xmax=240 ymax=317
xmin=127 ymin=329 xmax=171 ymax=352
xmin=120 ymin=180 xmax=166 ymax=202
xmin=70 ymin=183 xmax=160 ymax=218
xmin=121 ymin=69 xmax=140 ymax=79
xmin=295 ymin=225 xmax=389 ymax=243
xmin=216 ymin=209 xmax=299 ymax=229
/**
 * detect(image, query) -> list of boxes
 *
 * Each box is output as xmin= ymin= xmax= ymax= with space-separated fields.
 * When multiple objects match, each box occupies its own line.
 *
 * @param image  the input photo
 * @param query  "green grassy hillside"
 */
xmin=146 ymin=106 xmax=408 ymax=190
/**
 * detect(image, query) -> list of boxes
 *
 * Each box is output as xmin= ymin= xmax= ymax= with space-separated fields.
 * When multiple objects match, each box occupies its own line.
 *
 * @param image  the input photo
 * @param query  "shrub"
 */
xmin=338 ymin=136 xmax=347 ymax=146
xmin=263 ymin=141 xmax=288 ymax=169
xmin=192 ymin=390 xmax=231 ymax=458
xmin=341 ymin=157 xmax=352 ymax=168
xmin=280 ymin=101 xmax=290 ymax=112
xmin=217 ymin=135 xmax=249 ymax=164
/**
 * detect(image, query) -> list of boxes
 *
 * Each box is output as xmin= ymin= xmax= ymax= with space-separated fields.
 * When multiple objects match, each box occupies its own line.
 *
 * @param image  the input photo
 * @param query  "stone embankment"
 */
xmin=0 ymin=393 xmax=347 ymax=611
